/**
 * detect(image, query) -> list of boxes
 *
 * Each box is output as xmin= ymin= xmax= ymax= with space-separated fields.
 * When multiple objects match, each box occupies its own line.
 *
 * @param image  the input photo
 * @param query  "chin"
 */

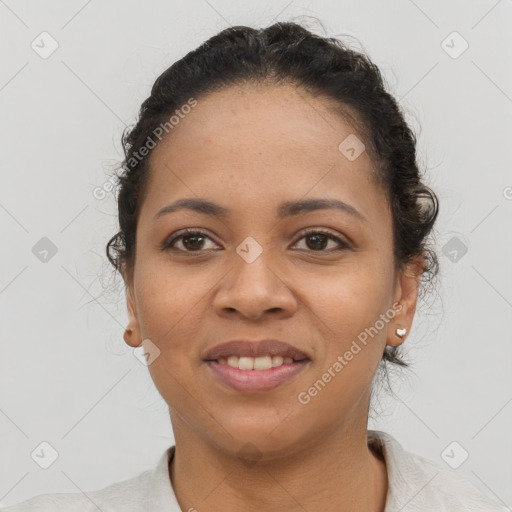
xmin=211 ymin=421 xmax=307 ymax=462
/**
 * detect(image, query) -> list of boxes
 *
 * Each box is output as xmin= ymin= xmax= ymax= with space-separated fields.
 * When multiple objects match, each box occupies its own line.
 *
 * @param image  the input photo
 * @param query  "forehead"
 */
xmin=151 ymin=83 xmax=367 ymax=165
xmin=142 ymin=83 xmax=384 ymax=220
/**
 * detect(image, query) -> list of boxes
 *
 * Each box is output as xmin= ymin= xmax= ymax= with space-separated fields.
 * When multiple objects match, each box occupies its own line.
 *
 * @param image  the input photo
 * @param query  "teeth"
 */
xmin=274 ymin=356 xmax=286 ymax=367
xmin=217 ymin=355 xmax=295 ymax=370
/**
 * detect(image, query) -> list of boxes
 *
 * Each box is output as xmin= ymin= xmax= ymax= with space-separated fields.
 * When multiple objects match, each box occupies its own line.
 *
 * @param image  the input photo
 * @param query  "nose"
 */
xmin=212 ymin=249 xmax=298 ymax=321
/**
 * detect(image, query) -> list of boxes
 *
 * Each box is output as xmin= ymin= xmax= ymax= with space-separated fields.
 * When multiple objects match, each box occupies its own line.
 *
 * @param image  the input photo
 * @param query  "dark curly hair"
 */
xmin=106 ymin=20 xmax=439 ymax=373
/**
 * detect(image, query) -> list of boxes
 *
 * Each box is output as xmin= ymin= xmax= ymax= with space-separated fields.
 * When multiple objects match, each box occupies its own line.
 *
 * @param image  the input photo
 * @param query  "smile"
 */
xmin=204 ymin=359 xmax=310 ymax=393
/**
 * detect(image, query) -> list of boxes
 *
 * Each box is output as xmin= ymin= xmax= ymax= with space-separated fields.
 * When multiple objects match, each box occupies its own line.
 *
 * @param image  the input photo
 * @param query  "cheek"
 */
xmin=134 ymin=262 xmax=211 ymax=339
xmin=137 ymin=270 xmax=203 ymax=405
xmin=301 ymin=258 xmax=392 ymax=329
xmin=300 ymin=262 xmax=393 ymax=387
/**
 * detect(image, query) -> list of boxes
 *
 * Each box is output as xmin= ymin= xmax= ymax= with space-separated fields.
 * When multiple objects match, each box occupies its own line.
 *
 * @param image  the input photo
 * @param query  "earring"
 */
xmin=396 ymin=327 xmax=407 ymax=338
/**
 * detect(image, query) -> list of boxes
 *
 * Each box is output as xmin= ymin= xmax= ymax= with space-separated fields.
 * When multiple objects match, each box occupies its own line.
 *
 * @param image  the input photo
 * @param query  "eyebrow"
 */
xmin=154 ymin=197 xmax=367 ymax=222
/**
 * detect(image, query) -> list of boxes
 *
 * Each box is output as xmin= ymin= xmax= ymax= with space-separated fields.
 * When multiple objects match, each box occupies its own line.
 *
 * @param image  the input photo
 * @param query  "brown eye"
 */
xmin=305 ymin=233 xmax=329 ymax=250
xmin=293 ymin=229 xmax=349 ymax=252
xmin=180 ymin=233 xmax=207 ymax=251
xmin=162 ymin=229 xmax=219 ymax=252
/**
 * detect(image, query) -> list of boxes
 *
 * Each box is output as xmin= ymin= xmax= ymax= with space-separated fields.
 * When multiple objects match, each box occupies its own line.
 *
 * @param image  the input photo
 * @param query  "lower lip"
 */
xmin=204 ymin=360 xmax=310 ymax=393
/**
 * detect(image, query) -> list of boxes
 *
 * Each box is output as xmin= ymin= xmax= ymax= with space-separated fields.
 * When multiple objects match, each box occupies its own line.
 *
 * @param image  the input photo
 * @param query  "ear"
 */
xmin=387 ymin=256 xmax=424 ymax=347
xmin=123 ymin=274 xmax=143 ymax=349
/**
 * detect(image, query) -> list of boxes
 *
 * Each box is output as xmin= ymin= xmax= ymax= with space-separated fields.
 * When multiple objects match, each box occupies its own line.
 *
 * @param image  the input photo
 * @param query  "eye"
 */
xmin=161 ymin=228 xmax=350 ymax=254
xmin=161 ymin=229 xmax=220 ymax=253
xmin=292 ymin=228 xmax=350 ymax=252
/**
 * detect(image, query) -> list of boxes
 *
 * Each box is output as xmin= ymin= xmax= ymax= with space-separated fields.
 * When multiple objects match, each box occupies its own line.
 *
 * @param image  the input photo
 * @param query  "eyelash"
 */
xmin=161 ymin=228 xmax=350 ymax=254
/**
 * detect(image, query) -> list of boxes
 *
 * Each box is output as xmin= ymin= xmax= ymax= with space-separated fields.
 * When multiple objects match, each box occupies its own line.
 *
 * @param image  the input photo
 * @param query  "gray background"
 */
xmin=1 ymin=0 xmax=511 ymax=508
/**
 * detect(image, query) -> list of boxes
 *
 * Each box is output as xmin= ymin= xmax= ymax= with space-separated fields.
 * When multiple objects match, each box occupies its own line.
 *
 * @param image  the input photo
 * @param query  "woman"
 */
xmin=6 ymin=21 xmax=507 ymax=512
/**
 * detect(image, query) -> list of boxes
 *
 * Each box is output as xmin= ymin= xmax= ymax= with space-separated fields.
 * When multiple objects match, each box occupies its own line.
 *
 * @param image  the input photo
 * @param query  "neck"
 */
xmin=168 ymin=415 xmax=388 ymax=512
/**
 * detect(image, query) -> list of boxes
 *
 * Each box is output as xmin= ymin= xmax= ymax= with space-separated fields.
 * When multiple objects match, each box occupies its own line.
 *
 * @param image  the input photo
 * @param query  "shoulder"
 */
xmin=1 ymin=447 xmax=175 ymax=512
xmin=2 ymin=469 xmax=153 ymax=512
xmin=368 ymin=430 xmax=509 ymax=512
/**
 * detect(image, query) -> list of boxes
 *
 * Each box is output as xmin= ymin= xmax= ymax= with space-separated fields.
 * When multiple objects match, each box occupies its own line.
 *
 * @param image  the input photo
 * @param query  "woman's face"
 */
xmin=123 ymin=83 xmax=420 ymax=458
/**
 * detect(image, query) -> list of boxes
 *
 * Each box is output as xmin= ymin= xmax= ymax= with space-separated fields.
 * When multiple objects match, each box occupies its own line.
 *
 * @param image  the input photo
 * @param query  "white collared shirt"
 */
xmin=3 ymin=430 xmax=508 ymax=511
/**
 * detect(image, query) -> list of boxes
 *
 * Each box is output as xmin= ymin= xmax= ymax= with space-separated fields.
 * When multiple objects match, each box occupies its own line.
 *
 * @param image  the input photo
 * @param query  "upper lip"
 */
xmin=203 ymin=339 xmax=310 ymax=361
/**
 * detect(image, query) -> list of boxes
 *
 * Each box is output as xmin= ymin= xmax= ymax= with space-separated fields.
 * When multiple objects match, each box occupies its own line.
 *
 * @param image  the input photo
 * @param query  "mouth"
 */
xmin=204 ymin=354 xmax=308 ymax=369
xmin=204 ymin=358 xmax=310 ymax=393
xmin=202 ymin=338 xmax=310 ymax=362
xmin=202 ymin=339 xmax=311 ymax=393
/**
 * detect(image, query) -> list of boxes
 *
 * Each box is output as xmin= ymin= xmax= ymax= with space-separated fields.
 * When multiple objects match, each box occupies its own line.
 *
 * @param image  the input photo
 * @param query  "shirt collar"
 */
xmin=144 ymin=445 xmax=181 ymax=511
xmin=146 ymin=434 xmax=404 ymax=511
xmin=368 ymin=429 xmax=421 ymax=511
xmin=145 ymin=430 xmax=500 ymax=511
